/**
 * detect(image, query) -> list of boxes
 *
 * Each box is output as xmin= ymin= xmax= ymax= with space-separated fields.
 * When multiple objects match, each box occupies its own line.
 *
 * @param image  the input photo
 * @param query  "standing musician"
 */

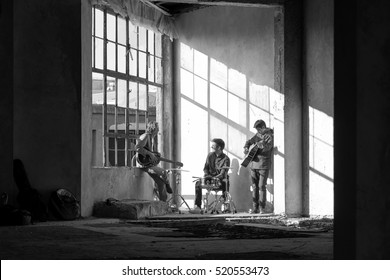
xmin=243 ymin=120 xmax=273 ymax=214
xmin=190 ymin=138 xmax=230 ymax=214
xmin=135 ymin=121 xmax=172 ymax=201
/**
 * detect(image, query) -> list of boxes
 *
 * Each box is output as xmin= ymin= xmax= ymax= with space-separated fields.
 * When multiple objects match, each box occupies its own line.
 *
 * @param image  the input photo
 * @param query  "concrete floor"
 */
xmin=0 ymin=213 xmax=333 ymax=260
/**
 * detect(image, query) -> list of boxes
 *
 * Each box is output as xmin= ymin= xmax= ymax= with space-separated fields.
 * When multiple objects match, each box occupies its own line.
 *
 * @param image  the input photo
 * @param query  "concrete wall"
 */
xmin=90 ymin=167 xmax=155 ymax=214
xmin=303 ymin=0 xmax=334 ymax=216
xmin=355 ymin=0 xmax=390 ymax=259
xmin=0 ymin=0 xmax=14 ymax=203
xmin=175 ymin=6 xmax=280 ymax=211
xmin=334 ymin=0 xmax=390 ymax=259
xmin=283 ymin=0 xmax=303 ymax=216
xmin=13 ymin=0 xmax=82 ymax=204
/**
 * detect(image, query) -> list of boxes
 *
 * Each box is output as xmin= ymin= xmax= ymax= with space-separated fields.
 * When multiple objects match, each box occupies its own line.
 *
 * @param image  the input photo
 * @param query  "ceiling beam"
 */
xmin=140 ymin=0 xmax=173 ymax=16
xmin=151 ymin=0 xmax=284 ymax=8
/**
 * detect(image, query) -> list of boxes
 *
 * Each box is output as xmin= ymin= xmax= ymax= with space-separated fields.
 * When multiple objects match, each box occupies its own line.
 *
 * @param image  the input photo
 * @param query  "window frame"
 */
xmin=92 ymin=5 xmax=163 ymax=167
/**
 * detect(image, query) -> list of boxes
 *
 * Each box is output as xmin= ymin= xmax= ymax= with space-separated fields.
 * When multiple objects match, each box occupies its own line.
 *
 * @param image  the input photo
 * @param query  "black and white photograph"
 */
xmin=1 ymin=0 xmax=390 ymax=278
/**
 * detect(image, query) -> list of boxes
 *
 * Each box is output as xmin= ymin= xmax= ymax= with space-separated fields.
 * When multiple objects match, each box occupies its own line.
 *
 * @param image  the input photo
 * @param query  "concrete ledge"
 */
xmin=93 ymin=199 xmax=169 ymax=220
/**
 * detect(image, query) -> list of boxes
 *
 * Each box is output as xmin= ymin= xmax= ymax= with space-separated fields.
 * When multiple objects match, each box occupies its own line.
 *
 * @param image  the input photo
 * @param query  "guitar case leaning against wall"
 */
xmin=13 ymin=159 xmax=48 ymax=222
xmin=49 ymin=188 xmax=80 ymax=220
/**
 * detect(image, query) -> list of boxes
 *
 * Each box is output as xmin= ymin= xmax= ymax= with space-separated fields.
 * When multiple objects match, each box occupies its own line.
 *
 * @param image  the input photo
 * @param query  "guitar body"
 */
xmin=136 ymin=151 xmax=161 ymax=168
xmin=136 ymin=149 xmax=183 ymax=168
xmin=241 ymin=144 xmax=260 ymax=167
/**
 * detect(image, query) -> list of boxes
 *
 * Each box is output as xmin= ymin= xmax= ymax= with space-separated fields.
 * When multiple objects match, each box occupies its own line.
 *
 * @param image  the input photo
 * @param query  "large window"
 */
xmin=92 ymin=6 xmax=163 ymax=167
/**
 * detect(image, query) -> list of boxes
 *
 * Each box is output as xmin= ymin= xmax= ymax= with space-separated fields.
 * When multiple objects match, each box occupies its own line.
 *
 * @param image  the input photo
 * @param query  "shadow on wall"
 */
xmin=308 ymin=106 xmax=334 ymax=215
xmin=228 ymin=158 xmax=251 ymax=211
xmin=179 ymin=42 xmax=285 ymax=212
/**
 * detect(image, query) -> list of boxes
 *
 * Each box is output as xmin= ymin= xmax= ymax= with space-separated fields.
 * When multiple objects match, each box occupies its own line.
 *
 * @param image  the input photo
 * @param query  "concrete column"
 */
xmin=283 ymin=0 xmax=303 ymax=216
xmin=355 ymin=0 xmax=390 ymax=259
xmin=81 ymin=0 xmax=93 ymax=216
xmin=161 ymin=36 xmax=175 ymax=191
xmin=0 ymin=0 xmax=14 ymax=202
xmin=172 ymin=40 xmax=181 ymax=194
xmin=334 ymin=0 xmax=357 ymax=259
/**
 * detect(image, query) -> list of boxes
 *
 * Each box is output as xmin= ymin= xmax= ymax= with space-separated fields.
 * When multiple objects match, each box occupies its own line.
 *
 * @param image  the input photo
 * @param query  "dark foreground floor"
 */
xmin=0 ymin=214 xmax=333 ymax=260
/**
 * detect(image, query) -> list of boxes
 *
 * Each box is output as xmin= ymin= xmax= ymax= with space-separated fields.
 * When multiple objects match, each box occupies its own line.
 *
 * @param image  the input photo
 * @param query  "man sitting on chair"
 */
xmin=134 ymin=121 xmax=172 ymax=201
xmin=190 ymin=138 xmax=230 ymax=214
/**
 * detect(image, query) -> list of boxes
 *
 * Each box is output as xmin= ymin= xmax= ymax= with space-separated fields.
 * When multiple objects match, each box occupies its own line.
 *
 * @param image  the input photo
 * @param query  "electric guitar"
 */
xmin=136 ymin=149 xmax=183 ymax=168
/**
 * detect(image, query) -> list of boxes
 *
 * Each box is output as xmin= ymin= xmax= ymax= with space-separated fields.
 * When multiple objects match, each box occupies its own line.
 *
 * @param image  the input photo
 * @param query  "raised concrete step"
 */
xmin=93 ymin=199 xmax=169 ymax=220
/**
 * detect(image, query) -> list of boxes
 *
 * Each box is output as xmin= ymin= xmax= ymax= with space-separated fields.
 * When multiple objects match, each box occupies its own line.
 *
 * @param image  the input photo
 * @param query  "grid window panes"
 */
xmin=92 ymin=6 xmax=163 ymax=167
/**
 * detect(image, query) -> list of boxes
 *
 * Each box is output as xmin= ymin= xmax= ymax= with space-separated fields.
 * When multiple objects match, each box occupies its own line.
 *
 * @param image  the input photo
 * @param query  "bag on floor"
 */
xmin=49 ymin=188 xmax=80 ymax=220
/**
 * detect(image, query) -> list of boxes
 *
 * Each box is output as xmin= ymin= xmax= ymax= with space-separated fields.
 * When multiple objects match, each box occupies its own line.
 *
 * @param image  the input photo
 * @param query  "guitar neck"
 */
xmin=159 ymin=157 xmax=183 ymax=167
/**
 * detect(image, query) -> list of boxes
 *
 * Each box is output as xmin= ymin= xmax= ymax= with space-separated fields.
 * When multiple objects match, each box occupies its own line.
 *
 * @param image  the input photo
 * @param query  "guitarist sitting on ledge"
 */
xmin=243 ymin=119 xmax=273 ymax=214
xmin=135 ymin=121 xmax=173 ymax=201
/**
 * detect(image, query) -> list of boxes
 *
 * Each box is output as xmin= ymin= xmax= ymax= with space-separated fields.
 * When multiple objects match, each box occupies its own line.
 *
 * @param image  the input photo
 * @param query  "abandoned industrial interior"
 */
xmin=1 ymin=0 xmax=390 ymax=260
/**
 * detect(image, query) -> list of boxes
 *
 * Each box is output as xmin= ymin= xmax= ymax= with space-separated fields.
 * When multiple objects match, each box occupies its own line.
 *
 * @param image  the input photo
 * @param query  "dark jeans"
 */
xmin=145 ymin=166 xmax=170 ymax=202
xmin=250 ymin=169 xmax=269 ymax=210
xmin=194 ymin=178 xmax=227 ymax=208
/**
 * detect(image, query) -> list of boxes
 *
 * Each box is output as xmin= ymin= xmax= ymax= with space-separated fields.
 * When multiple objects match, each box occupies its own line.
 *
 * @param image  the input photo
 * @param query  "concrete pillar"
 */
xmin=334 ymin=0 xmax=357 ymax=260
xmin=81 ymin=0 xmax=93 ymax=216
xmin=355 ymin=0 xmax=390 ymax=259
xmin=283 ymin=0 xmax=303 ymax=216
xmin=0 ymin=0 xmax=14 ymax=202
xmin=13 ymin=0 xmax=82 ymax=204
xmin=161 ymin=36 xmax=175 ymax=193
xmin=172 ymin=40 xmax=182 ymax=195
xmin=335 ymin=0 xmax=390 ymax=260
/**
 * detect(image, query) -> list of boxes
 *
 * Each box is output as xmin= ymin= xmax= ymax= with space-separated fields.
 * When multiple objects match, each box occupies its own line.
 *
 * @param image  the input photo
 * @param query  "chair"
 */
xmin=202 ymin=176 xmax=237 ymax=214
